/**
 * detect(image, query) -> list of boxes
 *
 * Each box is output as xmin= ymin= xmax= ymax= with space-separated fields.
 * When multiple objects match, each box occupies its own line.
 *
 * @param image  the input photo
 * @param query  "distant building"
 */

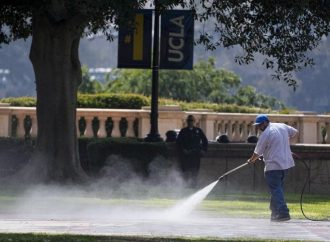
xmin=88 ymin=68 xmax=112 ymax=82
xmin=0 ymin=68 xmax=10 ymax=84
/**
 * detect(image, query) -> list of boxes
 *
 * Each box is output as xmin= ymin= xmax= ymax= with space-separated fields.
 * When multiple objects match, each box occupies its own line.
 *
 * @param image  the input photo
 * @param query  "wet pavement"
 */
xmin=0 ymin=215 xmax=329 ymax=241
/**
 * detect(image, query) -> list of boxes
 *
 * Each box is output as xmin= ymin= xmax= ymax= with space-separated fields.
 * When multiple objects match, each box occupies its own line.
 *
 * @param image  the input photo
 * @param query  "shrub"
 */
xmin=0 ymin=96 xmax=36 ymax=107
xmin=279 ymin=108 xmax=296 ymax=114
xmin=77 ymin=93 xmax=149 ymax=109
xmin=1 ymin=93 xmax=278 ymax=113
xmin=159 ymin=98 xmax=270 ymax=113
xmin=0 ymin=94 xmax=150 ymax=109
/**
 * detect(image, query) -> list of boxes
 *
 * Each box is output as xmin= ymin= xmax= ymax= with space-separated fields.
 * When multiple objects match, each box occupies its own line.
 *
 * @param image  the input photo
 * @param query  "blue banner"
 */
xmin=118 ymin=10 xmax=152 ymax=68
xmin=160 ymin=10 xmax=194 ymax=70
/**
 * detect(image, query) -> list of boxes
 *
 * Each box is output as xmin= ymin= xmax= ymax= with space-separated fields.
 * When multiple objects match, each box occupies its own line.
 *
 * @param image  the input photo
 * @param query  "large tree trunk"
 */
xmin=26 ymin=11 xmax=87 ymax=182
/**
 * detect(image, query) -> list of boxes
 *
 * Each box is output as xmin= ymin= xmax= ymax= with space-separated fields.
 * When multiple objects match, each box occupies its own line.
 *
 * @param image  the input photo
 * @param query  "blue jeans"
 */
xmin=264 ymin=170 xmax=290 ymax=216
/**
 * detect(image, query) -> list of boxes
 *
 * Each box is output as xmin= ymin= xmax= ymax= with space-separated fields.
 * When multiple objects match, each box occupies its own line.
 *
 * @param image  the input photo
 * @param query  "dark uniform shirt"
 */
xmin=176 ymin=126 xmax=208 ymax=188
xmin=176 ymin=127 xmax=208 ymax=154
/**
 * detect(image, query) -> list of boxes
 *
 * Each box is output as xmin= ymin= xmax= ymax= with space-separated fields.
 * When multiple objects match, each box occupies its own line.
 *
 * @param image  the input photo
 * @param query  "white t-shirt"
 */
xmin=254 ymin=122 xmax=298 ymax=171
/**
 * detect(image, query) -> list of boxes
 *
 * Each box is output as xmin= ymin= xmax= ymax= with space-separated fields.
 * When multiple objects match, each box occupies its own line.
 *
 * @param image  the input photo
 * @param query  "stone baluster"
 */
xmin=246 ymin=122 xmax=251 ymax=138
xmin=218 ymin=120 xmax=225 ymax=135
xmin=198 ymin=115 xmax=215 ymax=140
xmin=325 ymin=122 xmax=330 ymax=144
xmin=195 ymin=117 xmax=201 ymax=128
xmin=23 ymin=115 xmax=32 ymax=139
xmin=232 ymin=121 xmax=241 ymax=142
xmin=133 ymin=118 xmax=139 ymax=138
xmin=181 ymin=118 xmax=186 ymax=129
xmin=17 ymin=114 xmax=25 ymax=138
xmin=216 ymin=121 xmax=221 ymax=135
xmin=104 ymin=117 xmax=114 ymax=137
xmin=226 ymin=121 xmax=233 ymax=141
xmin=213 ymin=120 xmax=219 ymax=139
xmin=77 ymin=116 xmax=86 ymax=137
xmin=83 ymin=116 xmax=93 ymax=137
xmin=10 ymin=115 xmax=18 ymax=137
xmin=299 ymin=116 xmax=318 ymax=144
xmin=119 ymin=117 xmax=128 ymax=137
xmin=111 ymin=117 xmax=121 ymax=137
xmin=318 ymin=121 xmax=327 ymax=144
xmin=291 ymin=121 xmax=299 ymax=143
xmin=126 ymin=117 xmax=135 ymax=137
xmin=98 ymin=117 xmax=107 ymax=138
xmin=91 ymin=116 xmax=100 ymax=138
xmin=256 ymin=127 xmax=262 ymax=137
xmin=30 ymin=115 xmax=38 ymax=137
xmin=0 ymin=114 xmax=10 ymax=137
xmin=138 ymin=113 xmax=150 ymax=139
xmin=241 ymin=121 xmax=248 ymax=142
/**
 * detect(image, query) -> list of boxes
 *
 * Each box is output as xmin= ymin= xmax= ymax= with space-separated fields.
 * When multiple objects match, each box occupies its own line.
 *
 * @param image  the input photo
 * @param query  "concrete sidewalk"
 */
xmin=0 ymin=216 xmax=329 ymax=241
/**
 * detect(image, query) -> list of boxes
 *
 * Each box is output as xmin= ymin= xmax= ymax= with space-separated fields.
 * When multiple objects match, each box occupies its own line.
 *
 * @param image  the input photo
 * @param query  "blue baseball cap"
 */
xmin=253 ymin=114 xmax=269 ymax=126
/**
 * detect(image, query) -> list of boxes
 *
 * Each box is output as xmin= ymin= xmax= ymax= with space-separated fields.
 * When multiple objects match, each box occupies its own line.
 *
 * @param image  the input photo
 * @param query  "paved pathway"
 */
xmin=0 ymin=215 xmax=329 ymax=241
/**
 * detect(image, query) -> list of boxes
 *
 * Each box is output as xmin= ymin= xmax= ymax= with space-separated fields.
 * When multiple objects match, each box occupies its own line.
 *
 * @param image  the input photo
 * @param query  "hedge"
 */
xmin=77 ymin=93 xmax=149 ymax=109
xmin=0 ymin=93 xmax=272 ymax=113
xmin=159 ymin=98 xmax=269 ymax=113
xmin=0 ymin=94 xmax=149 ymax=109
xmin=0 ymin=96 xmax=36 ymax=107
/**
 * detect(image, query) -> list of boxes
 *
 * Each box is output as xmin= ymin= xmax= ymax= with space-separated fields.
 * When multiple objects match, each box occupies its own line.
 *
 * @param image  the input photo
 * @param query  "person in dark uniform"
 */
xmin=176 ymin=115 xmax=208 ymax=188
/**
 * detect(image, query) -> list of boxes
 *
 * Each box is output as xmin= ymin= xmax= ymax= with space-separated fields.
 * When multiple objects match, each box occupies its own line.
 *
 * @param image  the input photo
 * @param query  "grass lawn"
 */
xmin=0 ymin=191 xmax=329 ymax=220
xmin=0 ymin=192 xmax=329 ymax=241
xmin=200 ymin=193 xmax=330 ymax=220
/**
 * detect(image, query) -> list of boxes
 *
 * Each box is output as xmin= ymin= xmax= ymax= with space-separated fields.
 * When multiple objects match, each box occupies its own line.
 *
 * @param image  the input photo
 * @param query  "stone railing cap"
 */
xmin=294 ymin=111 xmax=317 ymax=115
xmin=142 ymin=105 xmax=182 ymax=111
xmin=187 ymin=109 xmax=213 ymax=112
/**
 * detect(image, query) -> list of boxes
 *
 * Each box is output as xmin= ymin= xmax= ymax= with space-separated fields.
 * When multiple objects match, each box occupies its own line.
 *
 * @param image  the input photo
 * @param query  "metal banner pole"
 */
xmin=145 ymin=0 xmax=162 ymax=142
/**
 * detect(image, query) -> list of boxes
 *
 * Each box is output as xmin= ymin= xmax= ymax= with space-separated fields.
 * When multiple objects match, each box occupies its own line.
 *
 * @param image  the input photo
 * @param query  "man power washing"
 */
xmin=247 ymin=114 xmax=298 ymax=222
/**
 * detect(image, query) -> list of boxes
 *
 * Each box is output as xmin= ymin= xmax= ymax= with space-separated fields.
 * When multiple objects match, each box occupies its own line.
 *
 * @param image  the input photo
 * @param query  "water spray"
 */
xmin=168 ymin=154 xmax=329 ymax=222
xmin=166 ymin=161 xmax=252 ymax=219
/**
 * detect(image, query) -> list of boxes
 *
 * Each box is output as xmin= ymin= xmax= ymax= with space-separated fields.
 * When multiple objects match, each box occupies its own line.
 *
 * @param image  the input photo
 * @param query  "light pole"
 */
xmin=145 ymin=0 xmax=163 ymax=142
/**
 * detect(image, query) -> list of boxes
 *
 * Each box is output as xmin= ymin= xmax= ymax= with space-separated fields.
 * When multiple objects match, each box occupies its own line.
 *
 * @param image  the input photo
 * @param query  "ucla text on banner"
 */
xmin=160 ymin=10 xmax=194 ymax=70
xmin=118 ymin=10 xmax=152 ymax=68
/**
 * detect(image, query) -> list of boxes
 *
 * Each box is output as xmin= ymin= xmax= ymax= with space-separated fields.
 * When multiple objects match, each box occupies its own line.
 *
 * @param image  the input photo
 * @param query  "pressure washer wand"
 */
xmin=218 ymin=162 xmax=249 ymax=181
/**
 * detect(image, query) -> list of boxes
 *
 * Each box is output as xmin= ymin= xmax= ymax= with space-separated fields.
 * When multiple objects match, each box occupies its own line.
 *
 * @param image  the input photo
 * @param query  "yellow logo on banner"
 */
xmin=124 ymin=35 xmax=132 ymax=44
xmin=133 ymin=14 xmax=144 ymax=61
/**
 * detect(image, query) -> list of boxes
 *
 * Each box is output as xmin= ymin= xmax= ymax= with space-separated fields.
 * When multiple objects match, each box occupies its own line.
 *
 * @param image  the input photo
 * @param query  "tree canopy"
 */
xmin=104 ymin=58 xmax=283 ymax=109
xmin=2 ymin=1 xmax=330 ymax=87
xmin=192 ymin=0 xmax=330 ymax=88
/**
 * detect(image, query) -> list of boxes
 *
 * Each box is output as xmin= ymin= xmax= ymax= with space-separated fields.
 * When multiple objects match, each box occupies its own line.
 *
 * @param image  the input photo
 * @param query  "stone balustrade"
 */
xmin=0 ymin=106 xmax=329 ymax=144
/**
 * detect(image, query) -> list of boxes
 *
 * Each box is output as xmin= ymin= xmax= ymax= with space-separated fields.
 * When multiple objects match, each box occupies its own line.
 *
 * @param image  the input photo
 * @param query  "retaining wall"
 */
xmin=193 ymin=143 xmax=330 ymax=195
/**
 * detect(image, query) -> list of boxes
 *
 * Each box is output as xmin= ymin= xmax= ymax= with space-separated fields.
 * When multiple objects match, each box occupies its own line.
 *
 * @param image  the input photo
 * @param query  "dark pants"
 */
xmin=181 ymin=153 xmax=201 ymax=188
xmin=264 ymin=169 xmax=290 ymax=216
